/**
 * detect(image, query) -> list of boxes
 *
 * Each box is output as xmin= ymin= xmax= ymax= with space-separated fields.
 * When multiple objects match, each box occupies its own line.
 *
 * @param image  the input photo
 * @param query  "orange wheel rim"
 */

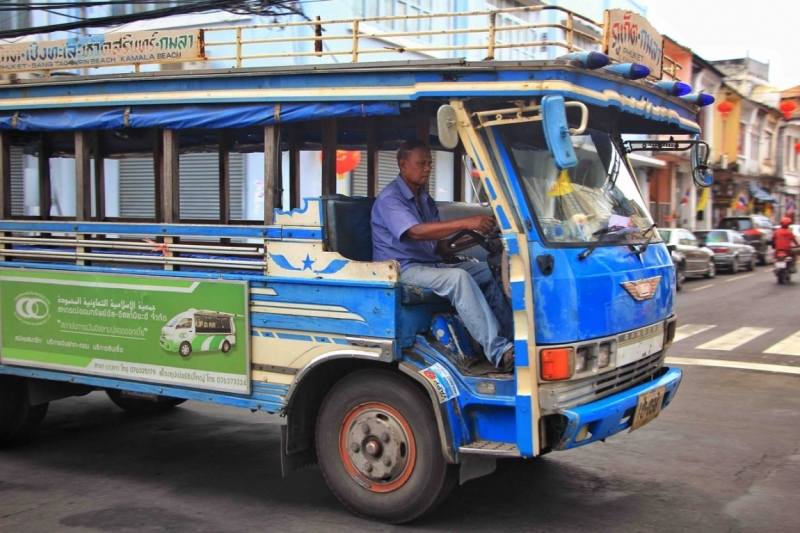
xmin=338 ymin=402 xmax=416 ymax=493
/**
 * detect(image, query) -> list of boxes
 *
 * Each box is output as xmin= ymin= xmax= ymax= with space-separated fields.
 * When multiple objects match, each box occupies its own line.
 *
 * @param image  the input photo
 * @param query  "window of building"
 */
xmin=0 ymin=0 xmax=31 ymax=32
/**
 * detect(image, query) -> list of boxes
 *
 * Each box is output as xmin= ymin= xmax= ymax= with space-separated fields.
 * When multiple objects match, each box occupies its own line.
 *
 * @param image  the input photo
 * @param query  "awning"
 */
xmin=0 ymin=102 xmax=401 ymax=132
xmin=748 ymin=182 xmax=777 ymax=203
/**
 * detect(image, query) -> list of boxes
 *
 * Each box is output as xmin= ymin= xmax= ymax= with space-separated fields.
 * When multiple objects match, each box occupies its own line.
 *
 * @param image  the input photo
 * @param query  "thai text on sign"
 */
xmin=603 ymin=10 xmax=663 ymax=79
xmin=0 ymin=29 xmax=204 ymax=72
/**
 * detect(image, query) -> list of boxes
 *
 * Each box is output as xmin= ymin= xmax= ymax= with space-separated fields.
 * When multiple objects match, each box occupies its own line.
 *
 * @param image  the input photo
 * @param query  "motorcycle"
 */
xmin=774 ymin=248 xmax=797 ymax=284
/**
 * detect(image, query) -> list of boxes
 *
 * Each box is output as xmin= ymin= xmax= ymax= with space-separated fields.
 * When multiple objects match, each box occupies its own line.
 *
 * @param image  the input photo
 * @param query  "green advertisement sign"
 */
xmin=0 ymin=269 xmax=250 ymax=394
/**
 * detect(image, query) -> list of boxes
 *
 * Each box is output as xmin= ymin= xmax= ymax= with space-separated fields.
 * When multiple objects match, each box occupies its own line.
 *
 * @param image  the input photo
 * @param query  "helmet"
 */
xmin=780 ymin=217 xmax=791 ymax=228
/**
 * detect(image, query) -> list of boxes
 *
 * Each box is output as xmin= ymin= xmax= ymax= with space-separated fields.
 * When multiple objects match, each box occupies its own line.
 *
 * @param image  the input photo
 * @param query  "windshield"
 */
xmin=497 ymin=125 xmax=656 ymax=245
xmin=696 ymin=230 xmax=727 ymax=243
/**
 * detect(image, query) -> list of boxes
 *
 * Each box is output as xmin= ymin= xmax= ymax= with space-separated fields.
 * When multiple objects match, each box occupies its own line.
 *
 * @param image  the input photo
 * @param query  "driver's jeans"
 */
xmin=402 ymin=261 xmax=513 ymax=366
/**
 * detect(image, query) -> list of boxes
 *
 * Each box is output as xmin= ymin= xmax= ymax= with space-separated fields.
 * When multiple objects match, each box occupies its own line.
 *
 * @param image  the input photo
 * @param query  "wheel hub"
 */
xmin=341 ymin=405 xmax=412 ymax=488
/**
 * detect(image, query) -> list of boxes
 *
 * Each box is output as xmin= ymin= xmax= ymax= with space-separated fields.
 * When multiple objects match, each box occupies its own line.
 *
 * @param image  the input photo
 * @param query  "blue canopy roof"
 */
xmin=0 ymin=101 xmax=400 ymax=132
xmin=748 ymin=182 xmax=777 ymax=203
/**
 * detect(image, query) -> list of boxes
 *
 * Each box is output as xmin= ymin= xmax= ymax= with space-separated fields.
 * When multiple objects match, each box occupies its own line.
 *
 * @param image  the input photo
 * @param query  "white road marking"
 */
xmin=691 ymin=284 xmax=714 ymax=291
xmin=673 ymin=324 xmax=716 ymax=343
xmin=764 ymin=331 xmax=800 ymax=356
xmin=696 ymin=327 xmax=772 ymax=351
xmin=666 ymin=357 xmax=800 ymax=376
xmin=725 ymin=274 xmax=753 ymax=282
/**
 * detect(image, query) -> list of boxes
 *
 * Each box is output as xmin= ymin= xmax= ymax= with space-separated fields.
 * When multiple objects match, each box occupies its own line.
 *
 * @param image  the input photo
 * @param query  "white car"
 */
xmin=790 ymin=224 xmax=800 ymax=241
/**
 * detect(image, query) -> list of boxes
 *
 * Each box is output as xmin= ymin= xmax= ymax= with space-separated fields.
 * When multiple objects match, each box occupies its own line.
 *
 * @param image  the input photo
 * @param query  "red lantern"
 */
xmin=794 ymin=141 xmax=800 ymax=155
xmin=717 ymin=100 xmax=734 ymax=119
xmin=335 ymin=150 xmax=362 ymax=174
xmin=779 ymin=100 xmax=797 ymax=120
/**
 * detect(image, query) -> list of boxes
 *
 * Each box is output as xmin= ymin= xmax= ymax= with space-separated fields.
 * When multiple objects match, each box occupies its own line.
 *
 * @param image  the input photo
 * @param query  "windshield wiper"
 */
xmin=630 ymin=223 xmax=658 ymax=258
xmin=577 ymin=225 xmax=627 ymax=260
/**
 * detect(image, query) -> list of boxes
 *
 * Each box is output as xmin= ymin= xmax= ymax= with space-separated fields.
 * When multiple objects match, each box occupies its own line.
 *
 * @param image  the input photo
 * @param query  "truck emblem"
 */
xmin=620 ymin=276 xmax=661 ymax=301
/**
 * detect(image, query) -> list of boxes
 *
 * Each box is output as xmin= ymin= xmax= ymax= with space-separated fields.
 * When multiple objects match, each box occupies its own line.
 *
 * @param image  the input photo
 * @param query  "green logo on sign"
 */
xmin=14 ymin=292 xmax=51 ymax=326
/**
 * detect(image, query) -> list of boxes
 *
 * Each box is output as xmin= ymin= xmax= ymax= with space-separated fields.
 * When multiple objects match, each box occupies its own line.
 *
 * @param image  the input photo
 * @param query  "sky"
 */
xmin=646 ymin=0 xmax=800 ymax=91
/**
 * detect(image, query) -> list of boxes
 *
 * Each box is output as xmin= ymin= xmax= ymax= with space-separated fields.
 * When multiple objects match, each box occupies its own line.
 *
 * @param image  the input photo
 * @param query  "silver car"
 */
xmin=694 ymin=229 xmax=757 ymax=273
xmin=660 ymin=228 xmax=715 ymax=279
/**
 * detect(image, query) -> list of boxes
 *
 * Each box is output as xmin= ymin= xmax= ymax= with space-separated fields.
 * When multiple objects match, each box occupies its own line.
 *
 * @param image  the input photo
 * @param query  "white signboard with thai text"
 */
xmin=0 ymin=29 xmax=204 ymax=73
xmin=603 ymin=10 xmax=663 ymax=79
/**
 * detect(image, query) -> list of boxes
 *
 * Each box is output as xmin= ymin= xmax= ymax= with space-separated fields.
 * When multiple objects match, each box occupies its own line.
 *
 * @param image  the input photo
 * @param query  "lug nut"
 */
xmin=364 ymin=463 xmax=373 ymax=473
xmin=383 ymin=457 xmax=391 ymax=466
xmin=381 ymin=432 xmax=390 ymax=443
xmin=350 ymin=443 xmax=360 ymax=453
xmin=361 ymin=423 xmax=370 ymax=434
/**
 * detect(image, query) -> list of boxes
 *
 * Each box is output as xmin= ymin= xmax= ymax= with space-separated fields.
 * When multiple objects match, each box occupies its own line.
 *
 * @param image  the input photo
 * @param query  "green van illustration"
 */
xmin=160 ymin=309 xmax=236 ymax=357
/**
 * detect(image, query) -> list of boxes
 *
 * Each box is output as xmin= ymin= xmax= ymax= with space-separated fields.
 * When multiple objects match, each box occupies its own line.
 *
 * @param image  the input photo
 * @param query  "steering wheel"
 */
xmin=446 ymin=229 xmax=491 ymax=252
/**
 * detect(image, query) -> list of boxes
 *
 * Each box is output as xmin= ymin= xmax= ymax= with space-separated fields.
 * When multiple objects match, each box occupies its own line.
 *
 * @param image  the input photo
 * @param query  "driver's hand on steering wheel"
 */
xmin=464 ymin=214 xmax=497 ymax=235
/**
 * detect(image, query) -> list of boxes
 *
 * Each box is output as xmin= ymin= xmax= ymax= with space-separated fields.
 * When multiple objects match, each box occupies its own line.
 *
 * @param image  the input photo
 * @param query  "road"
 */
xmin=1 ymin=266 xmax=799 ymax=532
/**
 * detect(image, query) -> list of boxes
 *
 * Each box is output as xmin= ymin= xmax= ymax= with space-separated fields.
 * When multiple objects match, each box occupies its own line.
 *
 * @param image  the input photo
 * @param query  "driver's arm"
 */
xmin=404 ymin=215 xmax=496 ymax=255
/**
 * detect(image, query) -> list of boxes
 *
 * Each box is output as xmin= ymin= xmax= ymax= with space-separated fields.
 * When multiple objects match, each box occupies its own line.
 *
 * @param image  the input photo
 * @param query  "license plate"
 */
xmin=775 ymin=261 xmax=786 ymax=269
xmin=631 ymin=386 xmax=665 ymax=432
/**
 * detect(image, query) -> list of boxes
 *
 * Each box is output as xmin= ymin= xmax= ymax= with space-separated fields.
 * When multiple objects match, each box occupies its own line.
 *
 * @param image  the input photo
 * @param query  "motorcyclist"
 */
xmin=772 ymin=217 xmax=799 ymax=273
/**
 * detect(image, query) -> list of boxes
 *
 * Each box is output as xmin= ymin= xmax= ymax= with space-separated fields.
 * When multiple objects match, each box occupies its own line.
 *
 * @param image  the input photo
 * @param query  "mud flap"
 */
xmin=459 ymin=454 xmax=497 ymax=485
xmin=280 ymin=425 xmax=316 ymax=477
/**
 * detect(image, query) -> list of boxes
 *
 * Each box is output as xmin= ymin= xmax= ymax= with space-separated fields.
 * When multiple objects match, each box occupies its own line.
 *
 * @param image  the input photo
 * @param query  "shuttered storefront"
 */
xmin=351 ymin=151 xmax=436 ymax=197
xmin=120 ymin=153 xmax=244 ymax=220
xmin=10 ymin=147 xmax=24 ymax=216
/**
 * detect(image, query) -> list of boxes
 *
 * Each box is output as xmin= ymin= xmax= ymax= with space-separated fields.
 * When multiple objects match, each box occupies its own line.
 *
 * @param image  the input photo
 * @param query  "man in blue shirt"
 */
xmin=372 ymin=140 xmax=514 ymax=371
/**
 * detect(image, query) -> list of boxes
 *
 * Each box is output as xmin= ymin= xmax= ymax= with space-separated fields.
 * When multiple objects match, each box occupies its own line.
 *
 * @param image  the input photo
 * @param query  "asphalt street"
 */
xmin=1 ymin=265 xmax=799 ymax=533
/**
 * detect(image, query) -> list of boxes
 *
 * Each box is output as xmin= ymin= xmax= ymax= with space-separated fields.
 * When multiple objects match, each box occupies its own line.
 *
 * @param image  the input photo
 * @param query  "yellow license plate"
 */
xmin=630 ymin=386 xmax=666 ymax=432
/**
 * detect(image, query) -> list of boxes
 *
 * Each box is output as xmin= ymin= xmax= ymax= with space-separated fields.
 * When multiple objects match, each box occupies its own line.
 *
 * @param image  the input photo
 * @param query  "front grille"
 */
xmin=539 ymin=351 xmax=666 ymax=413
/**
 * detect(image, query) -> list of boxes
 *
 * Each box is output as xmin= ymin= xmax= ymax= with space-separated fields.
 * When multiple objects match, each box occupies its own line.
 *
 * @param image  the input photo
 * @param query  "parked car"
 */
xmin=716 ymin=215 xmax=774 ymax=265
xmin=693 ymin=229 xmax=757 ymax=273
xmin=659 ymin=228 xmax=715 ymax=279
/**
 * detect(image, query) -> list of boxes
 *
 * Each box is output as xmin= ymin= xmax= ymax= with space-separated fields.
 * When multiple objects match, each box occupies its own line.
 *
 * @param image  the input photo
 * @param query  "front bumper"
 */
xmin=556 ymin=366 xmax=682 ymax=450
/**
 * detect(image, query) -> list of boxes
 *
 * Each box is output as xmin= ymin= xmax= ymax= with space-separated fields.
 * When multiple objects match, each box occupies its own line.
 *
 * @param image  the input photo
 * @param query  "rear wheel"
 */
xmin=316 ymin=370 xmax=458 ymax=524
xmin=705 ymin=260 xmax=716 ymax=279
xmin=106 ymin=389 xmax=186 ymax=414
xmin=731 ymin=257 xmax=739 ymax=274
xmin=0 ymin=376 xmax=48 ymax=447
xmin=221 ymin=340 xmax=231 ymax=353
xmin=747 ymin=255 xmax=756 ymax=271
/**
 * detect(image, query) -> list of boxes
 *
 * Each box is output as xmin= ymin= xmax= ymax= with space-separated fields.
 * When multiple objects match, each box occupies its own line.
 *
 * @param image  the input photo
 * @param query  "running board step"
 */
xmin=459 ymin=441 xmax=520 ymax=457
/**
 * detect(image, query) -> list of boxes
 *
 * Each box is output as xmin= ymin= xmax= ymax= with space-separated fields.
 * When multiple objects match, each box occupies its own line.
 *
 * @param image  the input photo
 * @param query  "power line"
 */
xmin=0 ymin=0 xmax=308 ymax=40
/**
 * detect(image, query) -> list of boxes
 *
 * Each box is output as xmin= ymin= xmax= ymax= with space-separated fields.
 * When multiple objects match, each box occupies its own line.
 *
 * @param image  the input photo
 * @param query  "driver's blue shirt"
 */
xmin=371 ymin=175 xmax=446 ymax=271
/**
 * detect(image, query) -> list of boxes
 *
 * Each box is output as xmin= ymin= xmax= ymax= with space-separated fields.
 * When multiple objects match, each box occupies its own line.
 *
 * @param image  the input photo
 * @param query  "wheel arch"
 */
xmin=281 ymin=355 xmax=457 ymax=476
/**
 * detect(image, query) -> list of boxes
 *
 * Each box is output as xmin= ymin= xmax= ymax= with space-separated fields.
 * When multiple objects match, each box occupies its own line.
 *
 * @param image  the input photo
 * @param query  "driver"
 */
xmin=371 ymin=140 xmax=514 ymax=371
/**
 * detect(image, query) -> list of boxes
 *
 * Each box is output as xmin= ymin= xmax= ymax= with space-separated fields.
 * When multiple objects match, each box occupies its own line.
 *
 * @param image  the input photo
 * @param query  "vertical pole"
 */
xmin=321 ymin=119 xmax=337 ymax=196
xmin=162 ymin=129 xmax=180 ymax=224
xmin=367 ymin=117 xmax=378 ymax=197
xmin=0 ymin=131 xmax=10 ymax=219
xmin=153 ymin=130 xmax=163 ymax=222
xmin=218 ymin=130 xmax=231 ymax=225
xmin=453 ymin=142 xmax=465 ymax=202
xmin=263 ymin=124 xmax=280 ymax=225
xmin=0 ymin=132 xmax=11 ymax=261
xmin=38 ymin=136 xmax=51 ymax=220
xmin=75 ymin=131 xmax=92 ymax=221
xmin=289 ymin=125 xmax=301 ymax=209
xmin=92 ymin=132 xmax=105 ymax=220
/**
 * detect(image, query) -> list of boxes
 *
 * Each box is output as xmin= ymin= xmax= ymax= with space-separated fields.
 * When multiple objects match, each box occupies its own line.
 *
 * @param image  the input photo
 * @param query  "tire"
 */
xmin=221 ymin=340 xmax=231 ymax=353
xmin=747 ymin=256 xmax=756 ymax=271
xmin=758 ymin=251 xmax=767 ymax=266
xmin=316 ymin=370 xmax=458 ymax=524
xmin=0 ymin=376 xmax=47 ymax=447
xmin=179 ymin=341 xmax=192 ymax=357
xmin=675 ymin=265 xmax=685 ymax=292
xmin=705 ymin=259 xmax=716 ymax=279
xmin=731 ymin=257 xmax=739 ymax=274
xmin=106 ymin=389 xmax=187 ymax=414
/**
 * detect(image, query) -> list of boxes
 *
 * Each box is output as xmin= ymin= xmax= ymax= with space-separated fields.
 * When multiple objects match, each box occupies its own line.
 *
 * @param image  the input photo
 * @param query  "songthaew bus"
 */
xmin=0 ymin=7 xmax=713 ymax=524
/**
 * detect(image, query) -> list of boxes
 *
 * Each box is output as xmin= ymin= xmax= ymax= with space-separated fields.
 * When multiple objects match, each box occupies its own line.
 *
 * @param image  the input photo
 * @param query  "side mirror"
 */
xmin=437 ymin=105 xmax=459 ymax=149
xmin=691 ymin=137 xmax=714 ymax=188
xmin=542 ymin=95 xmax=578 ymax=170
xmin=666 ymin=244 xmax=676 ymax=253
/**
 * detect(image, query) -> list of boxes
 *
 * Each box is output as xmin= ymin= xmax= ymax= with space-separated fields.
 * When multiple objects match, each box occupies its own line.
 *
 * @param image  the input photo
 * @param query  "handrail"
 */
xmin=0 ymin=6 xmax=680 ymax=82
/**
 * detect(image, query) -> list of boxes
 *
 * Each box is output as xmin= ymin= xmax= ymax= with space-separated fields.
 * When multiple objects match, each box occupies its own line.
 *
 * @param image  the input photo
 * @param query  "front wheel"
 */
xmin=675 ymin=265 xmax=685 ymax=292
xmin=705 ymin=259 xmax=716 ymax=279
xmin=179 ymin=341 xmax=192 ymax=357
xmin=316 ymin=370 xmax=458 ymax=524
xmin=731 ymin=257 xmax=739 ymax=274
xmin=747 ymin=255 xmax=756 ymax=271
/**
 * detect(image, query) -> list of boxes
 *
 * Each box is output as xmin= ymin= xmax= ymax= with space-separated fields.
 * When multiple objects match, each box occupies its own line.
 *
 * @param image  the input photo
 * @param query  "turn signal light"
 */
xmin=541 ymin=348 xmax=574 ymax=381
